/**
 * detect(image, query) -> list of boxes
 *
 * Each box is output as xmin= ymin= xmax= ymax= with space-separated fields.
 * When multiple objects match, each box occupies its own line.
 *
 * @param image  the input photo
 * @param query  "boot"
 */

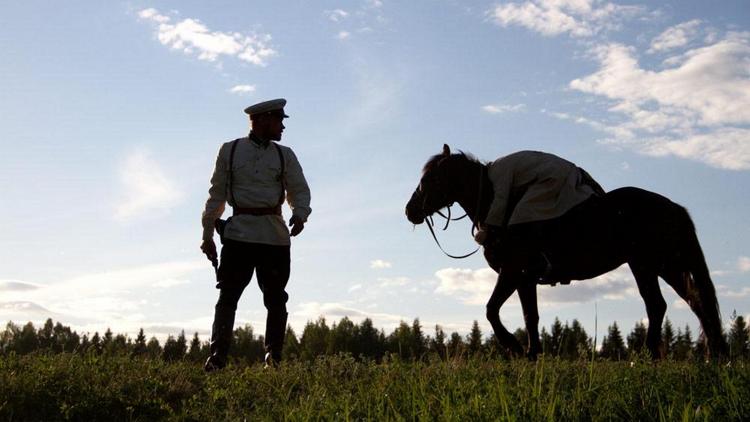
xmin=204 ymin=305 xmax=235 ymax=372
xmin=263 ymin=310 xmax=287 ymax=367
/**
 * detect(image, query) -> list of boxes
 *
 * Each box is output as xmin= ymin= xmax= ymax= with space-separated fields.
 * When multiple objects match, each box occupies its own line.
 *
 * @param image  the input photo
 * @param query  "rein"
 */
xmin=424 ymin=163 xmax=486 ymax=259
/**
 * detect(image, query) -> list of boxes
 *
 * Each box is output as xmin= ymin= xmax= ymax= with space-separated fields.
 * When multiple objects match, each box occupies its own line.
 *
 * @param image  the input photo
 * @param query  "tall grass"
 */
xmin=1 ymin=353 xmax=747 ymax=421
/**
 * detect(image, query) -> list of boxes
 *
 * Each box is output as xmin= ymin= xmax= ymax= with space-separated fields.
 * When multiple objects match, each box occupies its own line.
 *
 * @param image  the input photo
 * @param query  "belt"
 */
xmin=233 ymin=206 xmax=282 ymax=216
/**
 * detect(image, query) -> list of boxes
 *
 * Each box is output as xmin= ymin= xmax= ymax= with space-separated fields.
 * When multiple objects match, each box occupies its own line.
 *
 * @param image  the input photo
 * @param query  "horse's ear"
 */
xmin=442 ymin=144 xmax=451 ymax=156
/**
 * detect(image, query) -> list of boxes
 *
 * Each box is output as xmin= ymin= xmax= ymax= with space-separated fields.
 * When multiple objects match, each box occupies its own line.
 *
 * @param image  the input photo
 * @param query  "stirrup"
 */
xmin=263 ymin=352 xmax=280 ymax=369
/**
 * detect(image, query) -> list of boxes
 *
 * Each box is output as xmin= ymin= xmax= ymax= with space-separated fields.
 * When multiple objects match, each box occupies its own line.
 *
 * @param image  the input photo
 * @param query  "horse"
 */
xmin=405 ymin=144 xmax=728 ymax=360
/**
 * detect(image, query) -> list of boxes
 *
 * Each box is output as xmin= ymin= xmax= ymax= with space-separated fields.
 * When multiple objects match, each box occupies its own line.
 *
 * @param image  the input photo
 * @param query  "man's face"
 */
xmin=256 ymin=113 xmax=286 ymax=141
xmin=269 ymin=115 xmax=285 ymax=141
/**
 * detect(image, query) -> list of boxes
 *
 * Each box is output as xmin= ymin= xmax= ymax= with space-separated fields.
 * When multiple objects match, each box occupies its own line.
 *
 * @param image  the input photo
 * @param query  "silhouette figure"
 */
xmin=201 ymin=98 xmax=311 ymax=370
xmin=406 ymin=144 xmax=727 ymax=360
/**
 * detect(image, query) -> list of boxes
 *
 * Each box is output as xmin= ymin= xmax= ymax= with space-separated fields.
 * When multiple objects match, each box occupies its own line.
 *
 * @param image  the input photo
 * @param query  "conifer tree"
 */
xmin=467 ymin=320 xmax=483 ymax=356
xmin=430 ymin=325 xmax=447 ymax=360
xmin=600 ymin=322 xmax=626 ymax=360
xmin=728 ymin=310 xmax=749 ymax=359
xmin=662 ymin=318 xmax=675 ymax=357
xmin=187 ymin=332 xmax=203 ymax=362
xmin=133 ymin=328 xmax=147 ymax=356
xmin=146 ymin=336 xmax=161 ymax=359
xmin=283 ymin=325 xmax=300 ymax=361
xmin=447 ymin=332 xmax=465 ymax=358
xmin=626 ymin=321 xmax=647 ymax=357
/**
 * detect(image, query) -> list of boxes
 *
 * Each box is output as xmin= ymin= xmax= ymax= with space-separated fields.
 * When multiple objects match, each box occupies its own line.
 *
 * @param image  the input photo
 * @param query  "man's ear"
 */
xmin=442 ymin=144 xmax=451 ymax=156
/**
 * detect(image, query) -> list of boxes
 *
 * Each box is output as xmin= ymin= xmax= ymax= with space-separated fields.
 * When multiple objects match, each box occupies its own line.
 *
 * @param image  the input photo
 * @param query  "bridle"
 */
xmin=421 ymin=162 xmax=486 ymax=259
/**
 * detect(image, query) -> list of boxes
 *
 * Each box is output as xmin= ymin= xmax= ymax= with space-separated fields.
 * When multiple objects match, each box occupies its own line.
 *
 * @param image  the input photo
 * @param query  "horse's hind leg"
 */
xmin=660 ymin=268 xmax=725 ymax=358
xmin=517 ymin=282 xmax=542 ymax=360
xmin=486 ymin=273 xmax=524 ymax=357
xmin=630 ymin=263 xmax=667 ymax=359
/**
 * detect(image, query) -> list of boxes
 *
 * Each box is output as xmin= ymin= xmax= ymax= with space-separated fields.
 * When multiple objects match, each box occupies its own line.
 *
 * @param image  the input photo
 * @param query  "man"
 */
xmin=200 ymin=98 xmax=311 ymax=371
xmin=474 ymin=151 xmax=605 ymax=281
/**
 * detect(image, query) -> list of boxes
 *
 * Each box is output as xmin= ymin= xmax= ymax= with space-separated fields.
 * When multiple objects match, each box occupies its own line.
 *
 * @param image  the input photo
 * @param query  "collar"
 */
xmin=248 ymin=131 xmax=270 ymax=148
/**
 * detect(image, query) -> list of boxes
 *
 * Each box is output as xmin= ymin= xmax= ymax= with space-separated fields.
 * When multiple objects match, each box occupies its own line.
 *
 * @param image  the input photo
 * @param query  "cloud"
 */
xmin=568 ymin=32 xmax=750 ymax=170
xmin=718 ymin=286 xmax=750 ymax=298
xmin=138 ymin=8 xmax=276 ymax=66
xmin=114 ymin=149 xmax=183 ymax=220
xmin=0 ymin=301 xmax=52 ymax=314
xmin=228 ymin=84 xmax=256 ymax=95
xmin=370 ymin=259 xmax=392 ymax=269
xmin=348 ymin=284 xmax=362 ymax=293
xmin=648 ymin=19 xmax=702 ymax=53
xmin=434 ymin=265 xmax=636 ymax=306
xmin=337 ymin=31 xmax=351 ymax=40
xmin=489 ymin=0 xmax=644 ymax=38
xmin=325 ymin=9 xmax=349 ymax=22
xmin=0 ymin=280 xmax=40 ymax=292
xmin=294 ymin=301 xmax=407 ymax=329
xmin=482 ymin=103 xmax=526 ymax=114
xmin=377 ymin=277 xmax=410 ymax=288
xmin=1 ymin=260 xmax=206 ymax=327
xmin=738 ymin=256 xmax=750 ymax=272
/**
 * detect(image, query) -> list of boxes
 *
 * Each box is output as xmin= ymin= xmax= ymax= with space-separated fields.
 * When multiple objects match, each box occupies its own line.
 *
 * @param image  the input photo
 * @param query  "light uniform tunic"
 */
xmin=201 ymin=137 xmax=311 ymax=246
xmin=485 ymin=151 xmax=597 ymax=228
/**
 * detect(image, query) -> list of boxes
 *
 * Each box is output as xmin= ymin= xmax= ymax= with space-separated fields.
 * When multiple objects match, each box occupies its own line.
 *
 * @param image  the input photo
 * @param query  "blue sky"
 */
xmin=1 ymin=0 xmax=749 ymax=343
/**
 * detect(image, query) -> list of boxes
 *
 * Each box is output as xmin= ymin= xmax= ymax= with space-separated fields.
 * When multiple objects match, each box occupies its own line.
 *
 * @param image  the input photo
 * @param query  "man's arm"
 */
xmin=484 ymin=160 xmax=513 ymax=228
xmin=283 ymin=148 xmax=311 ymax=236
xmin=200 ymin=144 xmax=228 ymax=259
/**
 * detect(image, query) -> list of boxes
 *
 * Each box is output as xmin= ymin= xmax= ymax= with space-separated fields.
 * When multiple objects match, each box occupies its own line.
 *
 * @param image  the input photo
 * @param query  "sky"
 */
xmin=1 ymin=0 xmax=749 ymax=344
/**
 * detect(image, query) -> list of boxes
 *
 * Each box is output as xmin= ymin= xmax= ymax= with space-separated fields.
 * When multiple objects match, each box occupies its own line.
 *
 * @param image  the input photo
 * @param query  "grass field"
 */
xmin=1 ymin=353 xmax=748 ymax=421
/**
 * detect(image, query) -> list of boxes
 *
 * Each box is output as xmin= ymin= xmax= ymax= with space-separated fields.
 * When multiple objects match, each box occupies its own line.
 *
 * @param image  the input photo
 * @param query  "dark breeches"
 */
xmin=216 ymin=239 xmax=290 ymax=312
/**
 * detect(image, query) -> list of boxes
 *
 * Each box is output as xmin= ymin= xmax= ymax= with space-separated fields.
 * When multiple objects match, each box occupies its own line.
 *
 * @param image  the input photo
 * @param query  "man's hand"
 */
xmin=289 ymin=215 xmax=305 ymax=237
xmin=475 ymin=224 xmax=502 ymax=246
xmin=474 ymin=229 xmax=489 ymax=245
xmin=201 ymin=239 xmax=218 ymax=264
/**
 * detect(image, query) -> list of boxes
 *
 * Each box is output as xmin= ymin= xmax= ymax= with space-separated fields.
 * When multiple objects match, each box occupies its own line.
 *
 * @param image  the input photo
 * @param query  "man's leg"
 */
xmin=256 ymin=244 xmax=291 ymax=365
xmin=205 ymin=239 xmax=255 ymax=371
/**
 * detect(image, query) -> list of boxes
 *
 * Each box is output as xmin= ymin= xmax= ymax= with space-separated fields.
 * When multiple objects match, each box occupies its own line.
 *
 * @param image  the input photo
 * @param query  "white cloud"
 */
xmin=0 ymin=280 xmax=40 ymax=292
xmin=337 ymin=31 xmax=351 ymax=40
xmin=434 ymin=264 xmax=636 ymax=306
xmin=719 ymin=286 xmax=750 ymax=298
xmin=648 ymin=19 xmax=702 ymax=53
xmin=228 ymin=84 xmax=256 ymax=95
xmin=325 ymin=9 xmax=349 ymax=22
xmin=348 ymin=284 xmax=363 ymax=293
xmin=434 ymin=267 xmax=496 ymax=305
xmin=370 ymin=259 xmax=392 ymax=269
xmin=489 ymin=0 xmax=644 ymax=38
xmin=114 ymin=149 xmax=183 ymax=220
xmin=738 ymin=256 xmax=750 ymax=272
xmin=138 ymin=8 xmax=276 ymax=66
xmin=293 ymin=301 xmax=407 ymax=330
xmin=0 ymin=261 xmax=206 ymax=330
xmin=377 ymin=277 xmax=409 ymax=287
xmin=482 ymin=103 xmax=526 ymax=114
xmin=568 ymin=32 xmax=750 ymax=170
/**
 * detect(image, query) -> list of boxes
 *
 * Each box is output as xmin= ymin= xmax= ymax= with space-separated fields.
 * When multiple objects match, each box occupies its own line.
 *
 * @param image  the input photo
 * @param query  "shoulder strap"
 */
xmin=226 ymin=139 xmax=287 ymax=210
xmin=226 ymin=139 xmax=241 ymax=207
xmin=273 ymin=142 xmax=287 ymax=207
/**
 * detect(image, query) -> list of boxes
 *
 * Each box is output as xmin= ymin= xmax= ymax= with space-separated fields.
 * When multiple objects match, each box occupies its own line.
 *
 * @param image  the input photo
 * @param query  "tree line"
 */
xmin=2 ymin=312 xmax=749 ymax=363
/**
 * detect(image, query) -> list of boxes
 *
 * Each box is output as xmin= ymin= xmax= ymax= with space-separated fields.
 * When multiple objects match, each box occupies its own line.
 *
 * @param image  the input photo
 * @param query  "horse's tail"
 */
xmin=679 ymin=208 xmax=728 ymax=358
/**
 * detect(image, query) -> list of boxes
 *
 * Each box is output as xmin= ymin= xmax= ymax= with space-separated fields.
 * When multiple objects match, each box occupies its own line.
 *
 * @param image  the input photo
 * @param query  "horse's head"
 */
xmin=406 ymin=144 xmax=459 ymax=225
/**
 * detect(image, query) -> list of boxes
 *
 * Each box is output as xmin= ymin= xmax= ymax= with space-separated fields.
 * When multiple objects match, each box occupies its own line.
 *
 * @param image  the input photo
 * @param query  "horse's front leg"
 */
xmin=486 ymin=272 xmax=524 ymax=357
xmin=517 ymin=281 xmax=542 ymax=360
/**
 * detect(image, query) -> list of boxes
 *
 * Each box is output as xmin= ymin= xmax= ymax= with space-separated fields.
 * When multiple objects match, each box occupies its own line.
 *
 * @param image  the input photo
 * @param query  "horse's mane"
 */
xmin=422 ymin=151 xmax=482 ymax=175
